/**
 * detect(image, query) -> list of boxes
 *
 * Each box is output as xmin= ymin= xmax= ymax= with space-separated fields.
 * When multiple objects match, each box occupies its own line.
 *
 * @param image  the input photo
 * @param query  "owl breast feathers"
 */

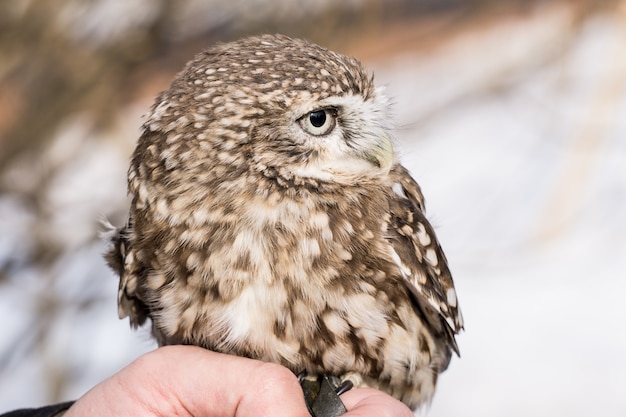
xmin=105 ymin=34 xmax=463 ymax=410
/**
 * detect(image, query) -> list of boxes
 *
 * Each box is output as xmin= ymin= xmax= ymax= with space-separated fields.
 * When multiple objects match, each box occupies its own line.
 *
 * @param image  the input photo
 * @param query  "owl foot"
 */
xmin=299 ymin=374 xmax=351 ymax=417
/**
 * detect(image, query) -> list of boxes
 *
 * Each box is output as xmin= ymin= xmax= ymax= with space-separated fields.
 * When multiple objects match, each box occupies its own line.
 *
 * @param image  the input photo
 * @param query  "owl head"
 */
xmin=134 ymin=34 xmax=395 ymax=200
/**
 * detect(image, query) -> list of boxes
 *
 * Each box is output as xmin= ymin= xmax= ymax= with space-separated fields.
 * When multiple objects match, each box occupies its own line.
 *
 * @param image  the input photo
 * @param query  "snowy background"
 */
xmin=1 ymin=1 xmax=625 ymax=416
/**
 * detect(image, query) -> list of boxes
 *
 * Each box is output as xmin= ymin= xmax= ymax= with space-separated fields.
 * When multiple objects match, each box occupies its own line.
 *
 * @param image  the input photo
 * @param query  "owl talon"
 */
xmin=300 ymin=375 xmax=347 ymax=417
xmin=335 ymin=379 xmax=353 ymax=396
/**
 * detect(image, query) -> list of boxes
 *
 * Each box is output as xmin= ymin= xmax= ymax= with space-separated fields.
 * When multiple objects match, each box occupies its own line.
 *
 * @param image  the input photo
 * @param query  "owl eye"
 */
xmin=299 ymin=108 xmax=336 ymax=136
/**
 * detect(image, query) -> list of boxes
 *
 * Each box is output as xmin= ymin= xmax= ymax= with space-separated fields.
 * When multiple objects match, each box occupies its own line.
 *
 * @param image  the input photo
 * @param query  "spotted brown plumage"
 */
xmin=105 ymin=34 xmax=463 ymax=410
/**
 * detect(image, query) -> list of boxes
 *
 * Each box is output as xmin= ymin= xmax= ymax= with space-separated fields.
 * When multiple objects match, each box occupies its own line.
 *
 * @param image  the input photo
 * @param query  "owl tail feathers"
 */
xmin=300 ymin=374 xmax=350 ymax=417
xmin=100 ymin=217 xmax=149 ymax=328
xmin=99 ymin=218 xmax=124 ymax=273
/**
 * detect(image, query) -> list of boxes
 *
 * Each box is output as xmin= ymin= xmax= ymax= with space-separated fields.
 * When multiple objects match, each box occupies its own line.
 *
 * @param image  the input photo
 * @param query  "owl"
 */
xmin=105 ymin=34 xmax=463 ymax=413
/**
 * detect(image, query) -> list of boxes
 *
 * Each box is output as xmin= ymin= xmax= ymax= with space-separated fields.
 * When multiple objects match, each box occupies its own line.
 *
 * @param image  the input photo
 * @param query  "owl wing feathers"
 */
xmin=388 ymin=166 xmax=463 ymax=355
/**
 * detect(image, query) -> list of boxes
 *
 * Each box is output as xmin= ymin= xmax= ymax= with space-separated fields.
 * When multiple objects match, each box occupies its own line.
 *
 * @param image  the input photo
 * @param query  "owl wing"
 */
xmin=387 ymin=165 xmax=463 ymax=354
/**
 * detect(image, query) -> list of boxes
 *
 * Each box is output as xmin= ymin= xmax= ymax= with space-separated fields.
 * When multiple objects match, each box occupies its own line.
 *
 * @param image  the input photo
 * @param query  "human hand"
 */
xmin=64 ymin=345 xmax=412 ymax=417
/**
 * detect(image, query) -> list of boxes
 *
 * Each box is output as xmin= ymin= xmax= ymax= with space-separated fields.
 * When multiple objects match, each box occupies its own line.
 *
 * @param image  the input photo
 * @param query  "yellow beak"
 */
xmin=365 ymin=132 xmax=393 ymax=171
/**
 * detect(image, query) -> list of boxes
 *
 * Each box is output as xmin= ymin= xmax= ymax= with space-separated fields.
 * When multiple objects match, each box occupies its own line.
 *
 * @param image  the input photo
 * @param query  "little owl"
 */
xmin=106 ymin=34 xmax=463 ymax=415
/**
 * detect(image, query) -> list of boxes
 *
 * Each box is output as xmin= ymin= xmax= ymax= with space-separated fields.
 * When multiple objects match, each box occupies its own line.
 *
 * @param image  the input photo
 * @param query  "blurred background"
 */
xmin=1 ymin=0 xmax=625 ymax=415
